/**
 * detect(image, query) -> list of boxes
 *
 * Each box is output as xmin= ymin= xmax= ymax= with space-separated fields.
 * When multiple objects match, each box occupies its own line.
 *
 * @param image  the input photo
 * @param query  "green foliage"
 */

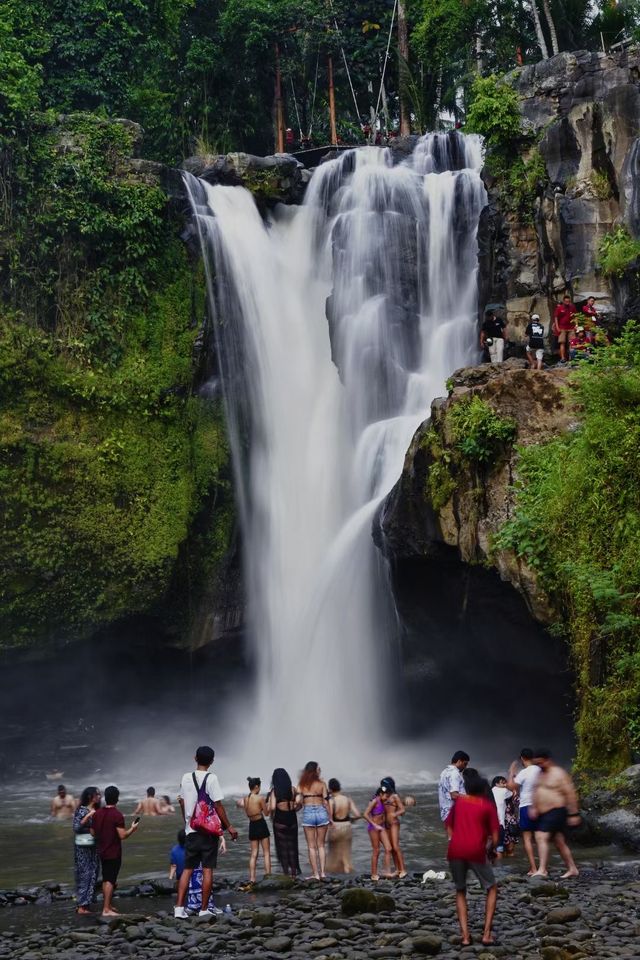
xmin=590 ymin=168 xmax=613 ymax=200
xmin=598 ymin=226 xmax=640 ymax=278
xmin=448 ymin=395 xmax=517 ymax=464
xmin=465 ymin=74 xmax=523 ymax=153
xmin=0 ymin=115 xmax=233 ymax=649
xmin=499 ymin=148 xmax=548 ymax=221
xmin=495 ymin=324 xmax=640 ymax=770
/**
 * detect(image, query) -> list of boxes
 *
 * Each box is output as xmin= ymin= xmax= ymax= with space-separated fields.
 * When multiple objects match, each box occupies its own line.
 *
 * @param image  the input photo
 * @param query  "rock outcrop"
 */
xmin=380 ymin=360 xmax=575 ymax=623
xmin=182 ymin=151 xmax=308 ymax=205
xmin=479 ymin=47 xmax=640 ymax=342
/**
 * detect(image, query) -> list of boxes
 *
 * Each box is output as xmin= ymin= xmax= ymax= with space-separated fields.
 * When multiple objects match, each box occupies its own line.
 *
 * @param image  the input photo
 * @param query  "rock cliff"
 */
xmin=380 ymin=359 xmax=574 ymax=624
xmin=479 ymin=47 xmax=640 ymax=343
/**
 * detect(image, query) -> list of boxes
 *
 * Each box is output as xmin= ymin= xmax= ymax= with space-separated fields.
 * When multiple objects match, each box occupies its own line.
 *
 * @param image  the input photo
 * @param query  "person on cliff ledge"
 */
xmin=480 ymin=310 xmax=507 ymax=363
xmin=528 ymin=748 xmax=581 ymax=879
xmin=552 ymin=293 xmax=577 ymax=364
xmin=525 ymin=313 xmax=546 ymax=370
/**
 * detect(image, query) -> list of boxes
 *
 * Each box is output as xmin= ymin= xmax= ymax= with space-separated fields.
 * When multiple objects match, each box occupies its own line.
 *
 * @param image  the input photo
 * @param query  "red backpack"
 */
xmin=189 ymin=773 xmax=223 ymax=836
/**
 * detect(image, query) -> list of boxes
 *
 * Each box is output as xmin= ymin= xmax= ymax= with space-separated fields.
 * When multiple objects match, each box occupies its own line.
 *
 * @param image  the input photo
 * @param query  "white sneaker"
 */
xmin=174 ymin=906 xmax=189 ymax=919
xmin=198 ymin=909 xmax=216 ymax=917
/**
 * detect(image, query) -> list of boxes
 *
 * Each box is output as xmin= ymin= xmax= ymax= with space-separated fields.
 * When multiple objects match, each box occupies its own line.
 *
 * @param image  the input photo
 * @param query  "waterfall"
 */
xmin=184 ymin=132 xmax=486 ymax=777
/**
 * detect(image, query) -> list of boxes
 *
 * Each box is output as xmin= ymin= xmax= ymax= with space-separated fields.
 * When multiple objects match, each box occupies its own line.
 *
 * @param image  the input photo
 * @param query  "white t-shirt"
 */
xmin=492 ymin=785 xmax=512 ymax=827
xmin=180 ymin=770 xmax=224 ymax=836
xmin=514 ymin=764 xmax=540 ymax=808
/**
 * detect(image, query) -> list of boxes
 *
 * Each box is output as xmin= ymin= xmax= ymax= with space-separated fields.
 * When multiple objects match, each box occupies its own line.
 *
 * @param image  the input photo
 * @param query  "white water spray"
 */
xmin=184 ymin=133 xmax=486 ymax=779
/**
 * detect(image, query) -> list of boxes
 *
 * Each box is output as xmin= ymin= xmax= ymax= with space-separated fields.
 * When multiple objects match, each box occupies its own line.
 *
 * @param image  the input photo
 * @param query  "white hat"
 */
xmin=531 ymin=313 xmax=540 ymax=320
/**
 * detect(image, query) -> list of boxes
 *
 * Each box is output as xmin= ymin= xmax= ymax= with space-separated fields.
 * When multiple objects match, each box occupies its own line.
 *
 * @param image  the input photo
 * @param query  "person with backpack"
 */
xmin=525 ymin=313 xmax=546 ymax=370
xmin=174 ymin=745 xmax=238 ymax=920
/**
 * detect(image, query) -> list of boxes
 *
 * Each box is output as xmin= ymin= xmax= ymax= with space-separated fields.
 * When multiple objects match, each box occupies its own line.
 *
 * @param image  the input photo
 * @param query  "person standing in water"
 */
xmin=268 ymin=768 xmax=301 ymax=877
xmin=529 ymin=748 xmax=581 ymax=879
xmin=296 ymin=761 xmax=332 ymax=880
xmin=51 ymin=784 xmax=78 ymax=819
xmin=507 ymin=748 xmax=541 ymax=875
xmin=364 ymin=788 xmax=393 ymax=880
xmin=326 ymin=778 xmax=360 ymax=874
xmin=73 ymin=786 xmax=101 ymax=915
xmin=438 ymin=751 xmax=470 ymax=824
xmin=91 ymin=785 xmax=139 ymax=917
xmin=239 ymin=777 xmax=272 ymax=884
xmin=133 ymin=787 xmax=162 ymax=816
xmin=380 ymin=777 xmax=407 ymax=878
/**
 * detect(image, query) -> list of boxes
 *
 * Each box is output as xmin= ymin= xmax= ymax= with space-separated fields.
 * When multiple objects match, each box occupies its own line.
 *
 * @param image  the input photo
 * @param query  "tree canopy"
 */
xmin=1 ymin=0 xmax=639 ymax=159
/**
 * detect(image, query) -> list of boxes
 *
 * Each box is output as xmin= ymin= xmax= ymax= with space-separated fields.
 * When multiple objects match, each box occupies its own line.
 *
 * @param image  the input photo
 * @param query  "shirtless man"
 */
xmin=133 ymin=787 xmax=163 ymax=816
xmin=529 ymin=748 xmax=581 ymax=879
xmin=50 ymin=784 xmax=77 ymax=818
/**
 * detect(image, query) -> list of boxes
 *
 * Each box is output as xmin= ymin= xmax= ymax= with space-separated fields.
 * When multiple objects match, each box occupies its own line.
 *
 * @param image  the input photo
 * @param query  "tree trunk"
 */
xmin=529 ymin=0 xmax=550 ymax=60
xmin=398 ymin=0 xmax=411 ymax=136
xmin=274 ymin=43 xmax=285 ymax=153
xmin=328 ymin=55 xmax=338 ymax=146
xmin=541 ymin=0 xmax=560 ymax=55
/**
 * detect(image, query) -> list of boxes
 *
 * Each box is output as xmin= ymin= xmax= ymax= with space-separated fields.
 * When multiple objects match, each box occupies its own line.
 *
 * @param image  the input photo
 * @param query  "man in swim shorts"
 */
xmin=50 ymin=784 xmax=77 ymax=819
xmin=529 ymin=748 xmax=581 ymax=879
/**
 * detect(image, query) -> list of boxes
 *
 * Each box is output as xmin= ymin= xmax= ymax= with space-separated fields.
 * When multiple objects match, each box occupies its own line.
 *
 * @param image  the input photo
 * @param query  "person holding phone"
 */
xmin=91 ymin=785 xmax=139 ymax=917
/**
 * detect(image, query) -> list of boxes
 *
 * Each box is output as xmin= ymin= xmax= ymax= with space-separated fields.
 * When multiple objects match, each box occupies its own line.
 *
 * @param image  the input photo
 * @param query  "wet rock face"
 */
xmin=379 ymin=360 xmax=574 ymax=625
xmin=480 ymin=47 xmax=640 ymax=335
xmin=581 ymin=765 xmax=640 ymax=851
xmin=181 ymin=152 xmax=306 ymax=205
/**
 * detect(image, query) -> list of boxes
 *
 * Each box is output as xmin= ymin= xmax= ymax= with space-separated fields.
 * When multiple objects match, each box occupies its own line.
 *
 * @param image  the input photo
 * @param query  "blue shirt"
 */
xmin=170 ymin=843 xmax=185 ymax=879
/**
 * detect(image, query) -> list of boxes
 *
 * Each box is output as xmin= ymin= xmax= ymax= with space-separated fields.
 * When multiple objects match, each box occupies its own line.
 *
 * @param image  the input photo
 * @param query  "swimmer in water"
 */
xmin=51 ymin=784 xmax=78 ymax=819
xmin=403 ymin=795 xmax=417 ymax=808
xmin=133 ymin=787 xmax=163 ymax=816
xmin=158 ymin=795 xmax=175 ymax=815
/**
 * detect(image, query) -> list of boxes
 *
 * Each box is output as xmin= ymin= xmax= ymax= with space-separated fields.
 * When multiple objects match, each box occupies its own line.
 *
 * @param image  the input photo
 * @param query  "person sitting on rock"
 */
xmin=569 ymin=326 xmax=592 ymax=361
xmin=525 ymin=313 xmax=546 ymax=370
xmin=480 ymin=310 xmax=507 ymax=364
xmin=552 ymin=294 xmax=577 ymax=364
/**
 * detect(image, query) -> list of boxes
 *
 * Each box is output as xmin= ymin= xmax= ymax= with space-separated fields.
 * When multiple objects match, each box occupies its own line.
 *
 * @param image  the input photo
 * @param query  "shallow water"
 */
xmin=0 ymin=784 xmax=627 ymax=893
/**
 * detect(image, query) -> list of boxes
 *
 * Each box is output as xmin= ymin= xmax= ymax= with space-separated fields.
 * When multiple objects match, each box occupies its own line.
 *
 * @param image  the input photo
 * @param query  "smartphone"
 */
xmin=132 ymin=816 xmax=141 ymax=825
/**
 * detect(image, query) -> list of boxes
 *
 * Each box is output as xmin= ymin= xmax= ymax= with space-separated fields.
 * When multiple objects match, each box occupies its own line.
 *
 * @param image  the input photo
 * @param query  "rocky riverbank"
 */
xmin=2 ymin=866 xmax=640 ymax=959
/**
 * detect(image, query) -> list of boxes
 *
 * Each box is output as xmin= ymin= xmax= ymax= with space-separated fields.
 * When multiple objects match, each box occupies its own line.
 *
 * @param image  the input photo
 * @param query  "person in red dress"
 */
xmin=445 ymin=769 xmax=500 ymax=947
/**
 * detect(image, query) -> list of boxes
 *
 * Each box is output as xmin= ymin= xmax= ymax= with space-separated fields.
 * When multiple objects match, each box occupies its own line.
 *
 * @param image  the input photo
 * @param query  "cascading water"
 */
xmin=184 ymin=132 xmax=486 ymax=777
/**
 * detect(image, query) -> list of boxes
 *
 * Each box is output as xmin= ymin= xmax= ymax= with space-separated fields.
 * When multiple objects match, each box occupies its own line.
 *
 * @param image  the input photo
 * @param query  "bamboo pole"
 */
xmin=328 ymin=55 xmax=338 ymax=146
xmin=275 ymin=43 xmax=286 ymax=153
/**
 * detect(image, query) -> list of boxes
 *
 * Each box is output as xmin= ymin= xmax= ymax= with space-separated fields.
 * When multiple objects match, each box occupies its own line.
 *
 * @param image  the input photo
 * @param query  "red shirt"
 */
xmin=554 ymin=303 xmax=576 ymax=330
xmin=93 ymin=806 xmax=125 ymax=860
xmin=445 ymin=795 xmax=499 ymax=863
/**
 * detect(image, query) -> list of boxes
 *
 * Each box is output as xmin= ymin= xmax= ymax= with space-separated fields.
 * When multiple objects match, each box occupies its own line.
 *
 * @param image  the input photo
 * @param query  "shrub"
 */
xmin=598 ymin=226 xmax=640 ymax=277
xmin=465 ymin=74 xmax=523 ymax=154
xmin=448 ymin=395 xmax=517 ymax=465
xmin=591 ymin=169 xmax=613 ymax=200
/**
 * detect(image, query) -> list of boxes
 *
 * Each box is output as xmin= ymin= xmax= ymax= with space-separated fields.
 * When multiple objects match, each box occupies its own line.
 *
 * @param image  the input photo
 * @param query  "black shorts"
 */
xmin=535 ymin=807 xmax=567 ymax=835
xmin=249 ymin=818 xmax=270 ymax=841
xmin=185 ymin=831 xmax=219 ymax=869
xmin=100 ymin=858 xmax=122 ymax=884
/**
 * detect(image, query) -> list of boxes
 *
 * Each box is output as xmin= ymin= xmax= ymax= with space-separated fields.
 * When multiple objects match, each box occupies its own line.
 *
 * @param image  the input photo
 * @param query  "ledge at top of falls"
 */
xmin=377 ymin=358 xmax=575 ymax=626
xmin=181 ymin=151 xmax=310 ymax=205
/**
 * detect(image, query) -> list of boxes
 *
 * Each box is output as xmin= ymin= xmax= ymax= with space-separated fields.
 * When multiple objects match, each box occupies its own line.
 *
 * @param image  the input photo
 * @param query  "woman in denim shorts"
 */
xmin=296 ymin=761 xmax=331 ymax=879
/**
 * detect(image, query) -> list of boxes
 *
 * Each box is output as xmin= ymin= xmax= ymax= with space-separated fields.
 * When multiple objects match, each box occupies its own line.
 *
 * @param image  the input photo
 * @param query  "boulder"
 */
xmin=546 ymin=906 xmax=582 ymax=924
xmin=341 ymin=889 xmax=379 ymax=916
xmin=411 ymin=933 xmax=443 ymax=955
